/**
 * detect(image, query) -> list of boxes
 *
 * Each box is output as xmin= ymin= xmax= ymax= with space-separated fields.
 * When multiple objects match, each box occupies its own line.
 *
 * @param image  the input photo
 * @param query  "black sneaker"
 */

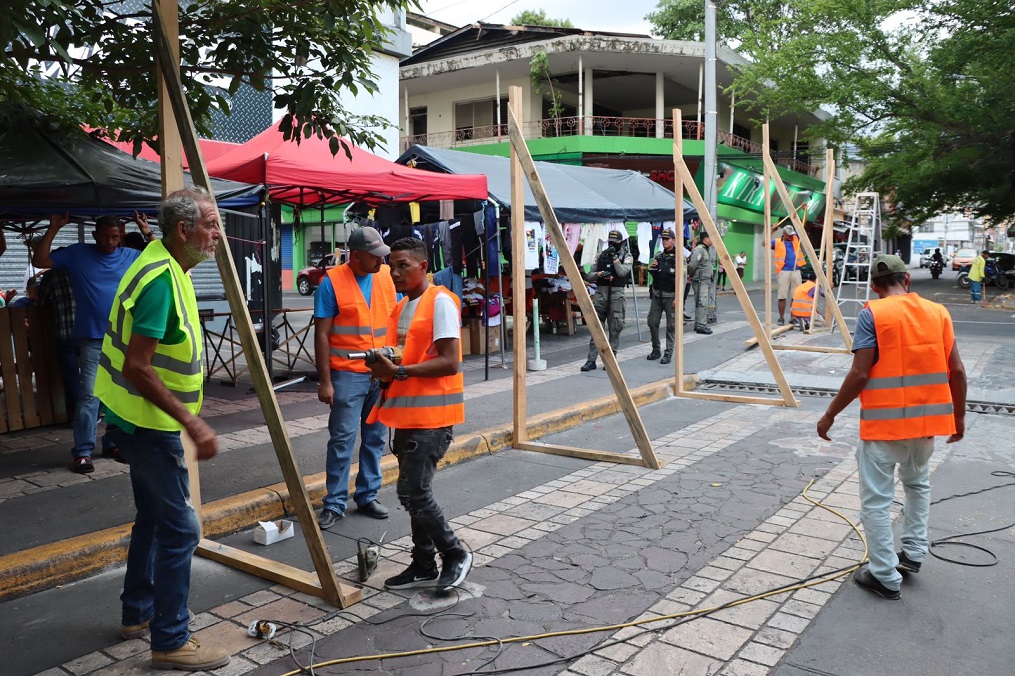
xmin=580 ymin=360 xmax=597 ymax=372
xmin=384 ymin=561 xmax=439 ymax=590
xmin=646 ymin=349 xmax=661 ymax=361
xmin=437 ymin=550 xmax=473 ymax=590
xmin=72 ymin=457 xmax=94 ymax=474
xmin=317 ymin=509 xmax=343 ymax=530
xmin=853 ymin=567 xmax=900 ymax=600
xmin=897 ymin=551 xmax=922 ymax=574
xmin=694 ymin=327 xmax=713 ymax=335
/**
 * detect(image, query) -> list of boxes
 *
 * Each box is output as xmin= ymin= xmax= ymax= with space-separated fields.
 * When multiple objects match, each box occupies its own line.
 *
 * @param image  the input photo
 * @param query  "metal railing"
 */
xmin=400 ymin=116 xmax=817 ymax=175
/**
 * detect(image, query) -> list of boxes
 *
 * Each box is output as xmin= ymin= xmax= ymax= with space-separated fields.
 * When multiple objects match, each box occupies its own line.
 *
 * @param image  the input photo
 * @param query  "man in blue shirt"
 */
xmin=33 ymin=213 xmax=144 ymax=473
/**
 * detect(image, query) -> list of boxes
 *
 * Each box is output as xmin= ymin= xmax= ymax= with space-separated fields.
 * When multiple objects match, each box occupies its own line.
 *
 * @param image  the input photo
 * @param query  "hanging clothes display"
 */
xmin=636 ymin=222 xmax=652 ymax=264
xmin=562 ymin=223 xmax=581 ymax=255
xmin=523 ymin=221 xmax=543 ymax=271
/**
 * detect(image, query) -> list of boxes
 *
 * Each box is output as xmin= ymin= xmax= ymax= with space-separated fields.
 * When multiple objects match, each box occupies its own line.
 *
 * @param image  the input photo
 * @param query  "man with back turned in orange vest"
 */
xmin=314 ymin=227 xmax=397 ymax=529
xmin=817 ymin=254 xmax=966 ymax=600
xmin=367 ymin=237 xmax=472 ymax=592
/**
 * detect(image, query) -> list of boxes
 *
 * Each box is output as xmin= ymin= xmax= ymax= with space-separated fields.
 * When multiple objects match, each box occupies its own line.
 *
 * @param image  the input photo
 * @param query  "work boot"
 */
xmin=580 ymin=360 xmax=597 ymax=372
xmin=660 ymin=354 xmax=672 ymax=365
xmin=646 ymin=349 xmax=661 ymax=360
xmin=151 ymin=638 xmax=230 ymax=671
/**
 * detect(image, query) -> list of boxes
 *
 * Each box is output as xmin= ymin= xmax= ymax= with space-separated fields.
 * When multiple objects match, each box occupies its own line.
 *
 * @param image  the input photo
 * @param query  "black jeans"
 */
xmin=392 ymin=427 xmax=463 ymax=564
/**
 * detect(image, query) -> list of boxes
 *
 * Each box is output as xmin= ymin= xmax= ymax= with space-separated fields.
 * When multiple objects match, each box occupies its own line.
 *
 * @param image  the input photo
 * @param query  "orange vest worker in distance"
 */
xmin=790 ymin=280 xmax=817 ymax=318
xmin=326 ymin=263 xmax=396 ymax=373
xmin=773 ymin=236 xmax=804 ymax=273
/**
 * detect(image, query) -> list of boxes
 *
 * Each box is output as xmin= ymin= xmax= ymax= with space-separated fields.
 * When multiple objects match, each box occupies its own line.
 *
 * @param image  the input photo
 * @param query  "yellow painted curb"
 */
xmin=0 ymin=375 xmax=695 ymax=600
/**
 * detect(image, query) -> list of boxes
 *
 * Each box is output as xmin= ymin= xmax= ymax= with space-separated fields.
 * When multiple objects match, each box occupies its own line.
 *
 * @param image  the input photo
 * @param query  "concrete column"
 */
xmin=655 ymin=72 xmax=665 ymax=138
xmin=584 ymin=67 xmax=594 ymax=136
xmin=578 ymin=55 xmax=584 ymax=134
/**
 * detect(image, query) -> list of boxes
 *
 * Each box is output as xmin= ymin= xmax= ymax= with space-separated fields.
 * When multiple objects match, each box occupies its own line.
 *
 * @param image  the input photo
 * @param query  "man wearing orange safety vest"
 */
xmin=789 ymin=271 xmax=826 ymax=331
xmin=817 ymin=254 xmax=967 ymax=600
xmin=770 ymin=223 xmax=806 ymax=325
xmin=368 ymin=237 xmax=472 ymax=592
xmin=313 ymin=228 xmax=397 ymax=529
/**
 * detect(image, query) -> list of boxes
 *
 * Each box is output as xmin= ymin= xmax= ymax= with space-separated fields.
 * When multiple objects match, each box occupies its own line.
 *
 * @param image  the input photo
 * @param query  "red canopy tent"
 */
xmin=204 ymin=126 xmax=488 ymax=206
xmin=90 ymin=130 xmax=240 ymax=167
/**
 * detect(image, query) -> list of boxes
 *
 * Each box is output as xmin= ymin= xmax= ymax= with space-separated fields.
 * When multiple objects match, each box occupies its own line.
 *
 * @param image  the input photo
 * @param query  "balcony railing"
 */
xmin=400 ymin=115 xmax=818 ymax=176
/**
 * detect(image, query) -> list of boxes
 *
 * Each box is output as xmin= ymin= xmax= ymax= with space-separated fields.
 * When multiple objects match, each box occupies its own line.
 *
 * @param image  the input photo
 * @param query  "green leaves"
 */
xmin=1 ymin=0 xmax=410 ymax=156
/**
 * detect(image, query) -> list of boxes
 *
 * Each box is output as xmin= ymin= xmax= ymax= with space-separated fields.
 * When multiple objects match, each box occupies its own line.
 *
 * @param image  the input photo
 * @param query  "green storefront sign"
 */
xmin=712 ymin=164 xmax=825 ymax=222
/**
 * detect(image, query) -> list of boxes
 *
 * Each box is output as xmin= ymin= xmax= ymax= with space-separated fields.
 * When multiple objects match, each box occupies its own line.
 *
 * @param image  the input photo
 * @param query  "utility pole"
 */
xmin=703 ymin=0 xmax=718 ymax=222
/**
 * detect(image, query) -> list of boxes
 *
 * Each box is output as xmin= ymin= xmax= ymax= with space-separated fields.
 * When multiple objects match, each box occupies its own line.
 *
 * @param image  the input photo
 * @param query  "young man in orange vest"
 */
xmin=817 ymin=254 xmax=966 ymax=600
xmin=789 ymin=271 xmax=826 ymax=331
xmin=368 ymin=237 xmax=472 ymax=591
xmin=313 ymin=228 xmax=397 ymax=529
xmin=770 ymin=224 xmax=805 ymax=325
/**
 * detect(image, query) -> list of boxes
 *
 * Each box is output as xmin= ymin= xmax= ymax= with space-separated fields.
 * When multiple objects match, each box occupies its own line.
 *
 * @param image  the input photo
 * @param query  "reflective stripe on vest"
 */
xmin=372 ymin=285 xmax=465 ymax=429
xmin=774 ymin=238 xmax=804 ymax=273
xmin=858 ymin=294 xmax=955 ymax=441
xmin=326 ymin=264 xmax=396 ymax=373
xmin=94 ymin=241 xmax=204 ymax=431
xmin=790 ymin=281 xmax=816 ymax=317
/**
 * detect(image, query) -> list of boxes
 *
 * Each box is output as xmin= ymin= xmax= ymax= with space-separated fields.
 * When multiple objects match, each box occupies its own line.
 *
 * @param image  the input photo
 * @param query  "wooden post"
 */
xmin=672 ymin=112 xmax=797 ymax=408
xmin=151 ymin=0 xmax=360 ymax=608
xmin=673 ymin=109 xmax=686 ymax=393
xmin=509 ymin=87 xmax=528 ymax=446
xmin=761 ymin=124 xmax=852 ymax=352
xmin=506 ymin=88 xmax=660 ymax=469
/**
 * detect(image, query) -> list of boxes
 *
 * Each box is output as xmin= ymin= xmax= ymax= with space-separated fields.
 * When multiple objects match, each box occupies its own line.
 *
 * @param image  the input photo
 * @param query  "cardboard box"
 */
xmin=254 ymin=519 xmax=294 ymax=545
xmin=468 ymin=318 xmax=483 ymax=355
xmin=460 ymin=325 xmax=472 ymax=355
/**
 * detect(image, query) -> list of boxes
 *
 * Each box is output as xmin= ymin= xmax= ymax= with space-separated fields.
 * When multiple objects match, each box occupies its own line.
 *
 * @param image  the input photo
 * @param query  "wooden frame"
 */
xmin=760 ymin=124 xmax=853 ymax=355
xmin=151 ymin=0 xmax=360 ymax=608
xmin=506 ymin=87 xmax=661 ymax=469
xmin=672 ymin=110 xmax=798 ymax=408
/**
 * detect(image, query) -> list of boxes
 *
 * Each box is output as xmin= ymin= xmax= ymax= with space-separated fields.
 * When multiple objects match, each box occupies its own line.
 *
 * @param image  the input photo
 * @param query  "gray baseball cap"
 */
xmin=348 ymin=228 xmax=390 ymax=257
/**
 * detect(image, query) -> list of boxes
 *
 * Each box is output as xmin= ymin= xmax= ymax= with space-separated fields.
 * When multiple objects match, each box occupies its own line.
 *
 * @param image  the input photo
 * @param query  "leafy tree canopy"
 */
xmin=729 ymin=0 xmax=1015 ymax=226
xmin=646 ymin=0 xmax=794 ymax=51
xmin=0 ymin=0 xmax=410 ymax=156
xmin=510 ymin=9 xmax=574 ymax=28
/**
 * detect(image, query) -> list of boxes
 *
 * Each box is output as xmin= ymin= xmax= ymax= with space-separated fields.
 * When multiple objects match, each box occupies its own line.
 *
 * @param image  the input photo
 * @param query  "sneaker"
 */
xmin=852 ymin=567 xmax=900 ymax=600
xmin=580 ymin=360 xmax=597 ymax=372
xmin=122 ymin=609 xmax=196 ymax=640
xmin=897 ymin=551 xmax=922 ymax=574
xmin=357 ymin=500 xmax=389 ymax=519
xmin=646 ymin=349 xmax=661 ymax=361
xmin=777 ymin=317 xmax=786 ymax=326
xmin=72 ymin=457 xmax=94 ymax=474
xmin=102 ymin=446 xmax=127 ymax=464
xmin=660 ymin=354 xmax=672 ymax=365
xmin=437 ymin=550 xmax=473 ymax=590
xmin=151 ymin=637 xmax=229 ymax=671
xmin=317 ymin=508 xmax=343 ymax=530
xmin=694 ymin=327 xmax=713 ymax=335
xmin=384 ymin=561 xmax=439 ymax=590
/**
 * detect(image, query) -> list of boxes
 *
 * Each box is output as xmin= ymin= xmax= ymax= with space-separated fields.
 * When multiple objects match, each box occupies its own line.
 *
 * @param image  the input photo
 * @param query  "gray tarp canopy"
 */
xmin=397 ymin=145 xmax=696 ymax=224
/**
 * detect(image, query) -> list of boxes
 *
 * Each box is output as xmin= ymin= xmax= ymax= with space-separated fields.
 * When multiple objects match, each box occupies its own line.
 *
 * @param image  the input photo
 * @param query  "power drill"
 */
xmin=345 ymin=345 xmax=403 ymax=365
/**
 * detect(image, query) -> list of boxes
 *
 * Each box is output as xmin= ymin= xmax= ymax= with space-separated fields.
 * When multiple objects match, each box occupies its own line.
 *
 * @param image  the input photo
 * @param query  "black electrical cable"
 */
xmin=927 ymin=470 xmax=1015 ymax=567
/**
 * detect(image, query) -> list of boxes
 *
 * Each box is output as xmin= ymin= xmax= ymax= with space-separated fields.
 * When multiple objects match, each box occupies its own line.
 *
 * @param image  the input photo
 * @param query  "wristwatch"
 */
xmin=394 ymin=365 xmax=409 ymax=381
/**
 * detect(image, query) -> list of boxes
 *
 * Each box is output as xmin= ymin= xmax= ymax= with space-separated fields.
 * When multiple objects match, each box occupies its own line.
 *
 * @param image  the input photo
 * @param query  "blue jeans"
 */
xmin=119 ymin=428 xmax=200 ymax=651
xmin=72 ymin=338 xmax=116 ymax=459
xmin=970 ymin=280 xmax=982 ymax=302
xmin=856 ymin=437 xmax=934 ymax=592
xmin=58 ymin=338 xmax=79 ymax=416
xmin=392 ymin=426 xmax=463 ymax=564
xmin=323 ymin=370 xmax=386 ymax=514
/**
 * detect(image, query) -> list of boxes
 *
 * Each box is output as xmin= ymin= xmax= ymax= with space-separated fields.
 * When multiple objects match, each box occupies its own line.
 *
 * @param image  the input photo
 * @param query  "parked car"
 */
xmin=799 ymin=245 xmax=843 ymax=287
xmin=951 ymin=248 xmax=977 ymax=271
xmin=990 ymin=252 xmax=1015 ymax=283
xmin=296 ymin=252 xmax=347 ymax=295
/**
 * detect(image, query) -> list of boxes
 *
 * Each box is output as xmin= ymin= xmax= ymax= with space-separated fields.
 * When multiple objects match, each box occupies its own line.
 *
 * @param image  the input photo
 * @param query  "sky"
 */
xmin=416 ymin=0 xmax=661 ymax=36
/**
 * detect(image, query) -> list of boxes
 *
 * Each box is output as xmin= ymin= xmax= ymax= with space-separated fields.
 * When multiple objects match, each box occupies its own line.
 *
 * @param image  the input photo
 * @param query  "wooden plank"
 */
xmin=506 ymin=100 xmax=661 ymax=470
xmin=156 ymin=0 xmax=185 ymax=194
xmin=197 ymin=540 xmax=363 ymax=604
xmin=26 ymin=307 xmax=56 ymax=426
xmin=10 ymin=307 xmax=41 ymax=429
xmin=673 ymin=110 xmax=687 ymax=393
xmin=152 ymin=1 xmax=353 ymax=609
xmin=515 ymin=442 xmax=648 ymax=466
xmin=676 ymin=390 xmax=793 ymax=406
xmin=743 ymin=324 xmax=795 ymax=347
xmin=0 ymin=309 xmax=23 ymax=431
xmin=509 ymin=87 xmax=528 ymax=446
xmin=772 ymin=344 xmax=851 ymax=354
xmin=761 ymin=124 xmax=852 ymax=352
xmin=671 ymin=112 xmax=798 ymax=408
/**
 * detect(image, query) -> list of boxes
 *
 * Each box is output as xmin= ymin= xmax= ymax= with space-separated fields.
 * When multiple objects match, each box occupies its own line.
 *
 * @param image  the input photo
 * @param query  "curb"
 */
xmin=0 ymin=375 xmax=696 ymax=600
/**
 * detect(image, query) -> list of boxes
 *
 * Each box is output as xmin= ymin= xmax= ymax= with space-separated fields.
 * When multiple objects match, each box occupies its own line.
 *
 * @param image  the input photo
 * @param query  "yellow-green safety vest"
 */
xmin=95 ymin=241 xmax=204 ymax=431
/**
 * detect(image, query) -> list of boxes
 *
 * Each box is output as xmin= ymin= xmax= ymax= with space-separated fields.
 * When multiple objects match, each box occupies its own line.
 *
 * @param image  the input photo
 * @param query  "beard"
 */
xmin=184 ymin=241 xmax=217 ymax=266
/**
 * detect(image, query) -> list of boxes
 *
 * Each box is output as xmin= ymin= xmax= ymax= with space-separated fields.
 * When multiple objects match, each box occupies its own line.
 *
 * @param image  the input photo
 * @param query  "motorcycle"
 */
xmin=930 ymin=259 xmax=943 ymax=279
xmin=957 ymin=260 xmax=1009 ymax=290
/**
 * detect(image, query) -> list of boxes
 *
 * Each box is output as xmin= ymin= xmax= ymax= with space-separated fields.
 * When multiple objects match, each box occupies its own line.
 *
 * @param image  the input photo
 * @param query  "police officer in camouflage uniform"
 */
xmin=581 ymin=230 xmax=633 ymax=372
xmin=647 ymin=228 xmax=677 ymax=365
xmin=687 ymin=231 xmax=717 ymax=335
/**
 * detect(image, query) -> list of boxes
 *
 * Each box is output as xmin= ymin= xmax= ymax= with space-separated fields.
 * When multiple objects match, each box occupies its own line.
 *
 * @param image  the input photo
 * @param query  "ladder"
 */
xmin=835 ymin=192 xmax=881 ymax=321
